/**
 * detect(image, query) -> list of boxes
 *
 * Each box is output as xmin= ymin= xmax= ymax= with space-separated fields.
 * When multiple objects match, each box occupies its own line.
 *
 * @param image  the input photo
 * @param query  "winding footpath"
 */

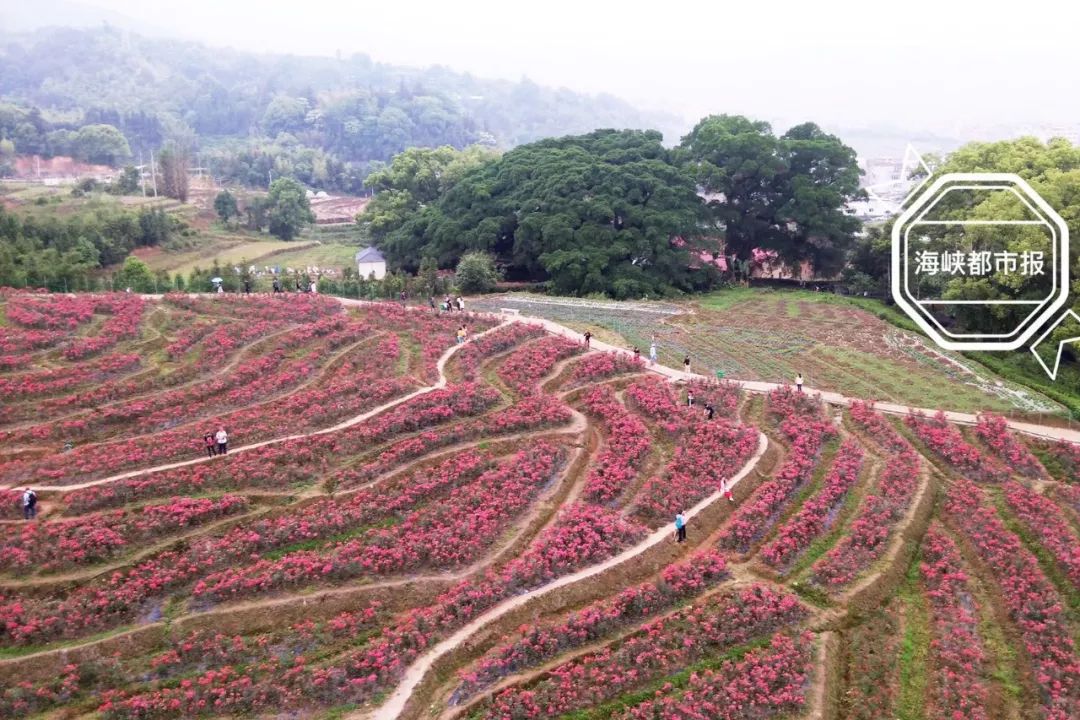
xmin=359 ymin=431 xmax=769 ymax=720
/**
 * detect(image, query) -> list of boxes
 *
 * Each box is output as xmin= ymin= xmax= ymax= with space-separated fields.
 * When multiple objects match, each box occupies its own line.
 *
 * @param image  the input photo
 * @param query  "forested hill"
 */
xmin=0 ymin=25 xmax=682 ymax=192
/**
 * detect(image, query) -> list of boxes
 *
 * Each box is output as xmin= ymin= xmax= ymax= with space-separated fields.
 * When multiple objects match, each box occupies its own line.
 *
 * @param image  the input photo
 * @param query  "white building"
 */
xmin=356 ymin=247 xmax=387 ymax=280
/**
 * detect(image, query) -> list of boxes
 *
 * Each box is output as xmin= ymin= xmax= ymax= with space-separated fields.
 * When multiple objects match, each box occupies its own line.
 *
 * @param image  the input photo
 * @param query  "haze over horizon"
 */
xmin=3 ymin=0 xmax=1080 ymax=150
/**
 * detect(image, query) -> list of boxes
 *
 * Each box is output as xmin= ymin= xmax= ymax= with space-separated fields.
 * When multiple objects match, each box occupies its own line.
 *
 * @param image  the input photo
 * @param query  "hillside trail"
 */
xmin=17 ymin=295 xmax=1070 ymax=495
xmin=9 ymin=320 xmax=513 ymax=492
xmin=351 ymin=431 xmax=768 ymax=720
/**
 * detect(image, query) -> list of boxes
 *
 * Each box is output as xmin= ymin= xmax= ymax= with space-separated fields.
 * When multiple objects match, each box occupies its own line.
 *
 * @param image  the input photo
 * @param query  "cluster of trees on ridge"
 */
xmin=362 ymin=116 xmax=864 ymax=299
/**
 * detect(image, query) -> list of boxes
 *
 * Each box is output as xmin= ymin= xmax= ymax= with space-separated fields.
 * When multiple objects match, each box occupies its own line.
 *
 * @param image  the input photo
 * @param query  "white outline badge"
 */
xmin=891 ymin=173 xmax=1071 ymax=354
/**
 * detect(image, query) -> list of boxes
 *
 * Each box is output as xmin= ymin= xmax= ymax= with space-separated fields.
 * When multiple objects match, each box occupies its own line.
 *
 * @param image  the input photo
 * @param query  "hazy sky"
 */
xmin=24 ymin=0 xmax=1080 ymax=135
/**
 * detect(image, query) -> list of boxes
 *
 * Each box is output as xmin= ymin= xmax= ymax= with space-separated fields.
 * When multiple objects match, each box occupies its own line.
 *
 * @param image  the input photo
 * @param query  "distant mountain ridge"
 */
xmin=0 ymin=24 xmax=686 ymax=152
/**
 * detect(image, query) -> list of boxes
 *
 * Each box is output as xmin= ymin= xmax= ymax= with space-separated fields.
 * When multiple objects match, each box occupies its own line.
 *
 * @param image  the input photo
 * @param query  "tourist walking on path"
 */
xmin=243 ymin=279 xmax=251 ymax=294
xmin=456 ymin=325 xmax=466 ymax=345
xmin=687 ymin=390 xmax=694 ymax=408
xmin=215 ymin=428 xmax=229 ymax=455
xmin=721 ymin=477 xmax=734 ymax=503
xmin=203 ymin=432 xmax=217 ymax=457
xmin=22 ymin=488 xmax=37 ymax=520
xmin=272 ymin=278 xmax=282 ymax=293
xmin=429 ymin=296 xmax=436 ymax=311
xmin=674 ymin=511 xmax=687 ymax=543
xmin=649 ymin=340 xmax=657 ymax=364
xmin=683 ymin=355 xmax=691 ymax=374
xmin=400 ymin=290 xmax=407 ymax=305
xmin=704 ymin=403 xmax=715 ymax=421
xmin=445 ymin=295 xmax=453 ymax=312
xmin=795 ymin=373 xmax=804 ymax=393
xmin=633 ymin=347 xmax=641 ymax=362
xmin=456 ymin=296 xmax=465 ymax=312
xmin=584 ymin=331 xmax=592 ymax=348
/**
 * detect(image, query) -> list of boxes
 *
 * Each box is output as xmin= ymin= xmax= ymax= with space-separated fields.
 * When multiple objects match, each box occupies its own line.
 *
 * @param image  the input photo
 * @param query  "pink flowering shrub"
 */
xmin=904 ymin=411 xmax=1007 ymax=482
xmin=760 ymin=438 xmax=864 ymax=569
xmin=475 ymin=585 xmax=807 ymax=719
xmin=0 ymin=353 xmax=140 ymax=401
xmin=920 ymin=525 xmax=990 ymax=720
xmin=452 ymin=322 xmax=547 ymax=382
xmin=0 ymin=495 xmax=249 ymax=572
xmin=624 ymin=375 xmax=687 ymax=434
xmin=0 ymin=663 xmax=81 ymax=717
xmin=1002 ymin=480 xmax=1080 ymax=589
xmin=719 ymin=388 xmax=835 ymax=553
xmin=192 ymin=444 xmax=565 ymax=600
xmin=498 ymin=335 xmax=582 ymax=395
xmin=611 ymin=632 xmax=813 ymax=720
xmin=455 ymin=550 xmax=729 ymax=700
xmin=811 ymin=402 xmax=922 ymax=588
xmin=579 ymin=385 xmax=651 ymax=503
xmin=567 ymin=351 xmax=643 ymax=386
xmin=974 ymin=413 xmax=1044 ymax=478
xmin=945 ymin=479 xmax=1080 ymax=718
xmin=635 ymin=418 xmax=759 ymax=526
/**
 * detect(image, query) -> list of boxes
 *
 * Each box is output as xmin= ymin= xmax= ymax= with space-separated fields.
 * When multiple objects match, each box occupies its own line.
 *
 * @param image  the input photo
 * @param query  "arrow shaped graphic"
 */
xmin=1030 ymin=309 xmax=1080 ymax=380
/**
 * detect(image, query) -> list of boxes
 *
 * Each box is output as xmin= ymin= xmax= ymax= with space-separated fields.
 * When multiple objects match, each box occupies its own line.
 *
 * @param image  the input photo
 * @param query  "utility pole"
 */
xmin=149 ymin=150 xmax=158 ymax=198
xmin=139 ymin=151 xmax=146 ymax=197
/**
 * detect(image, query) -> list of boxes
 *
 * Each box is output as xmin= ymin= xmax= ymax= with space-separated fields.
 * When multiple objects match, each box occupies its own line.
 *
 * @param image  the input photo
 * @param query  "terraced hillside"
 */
xmin=1 ymin=291 xmax=1079 ymax=720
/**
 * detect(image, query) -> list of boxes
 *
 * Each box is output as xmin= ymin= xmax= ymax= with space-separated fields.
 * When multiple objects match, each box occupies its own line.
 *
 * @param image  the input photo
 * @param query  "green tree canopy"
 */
xmin=114 ymin=256 xmax=155 ymax=292
xmin=266 ymin=177 xmax=315 ymax=240
xmin=214 ymin=190 xmax=239 ymax=224
xmin=72 ymin=124 xmax=131 ymax=166
xmin=382 ymin=129 xmax=714 ymax=298
xmin=359 ymin=145 xmax=498 ymax=242
xmin=677 ymin=115 xmax=863 ymax=275
xmin=454 ymin=251 xmax=501 ymax=294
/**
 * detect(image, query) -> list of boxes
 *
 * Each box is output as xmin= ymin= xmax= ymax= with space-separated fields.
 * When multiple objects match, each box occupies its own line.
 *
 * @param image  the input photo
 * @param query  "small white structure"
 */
xmin=356 ymin=246 xmax=387 ymax=280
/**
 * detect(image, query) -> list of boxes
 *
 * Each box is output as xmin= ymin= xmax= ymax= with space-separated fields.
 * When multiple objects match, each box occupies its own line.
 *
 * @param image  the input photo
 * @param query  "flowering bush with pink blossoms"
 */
xmin=974 ymin=413 xmax=1044 ymax=478
xmin=475 ymin=584 xmax=807 ymax=719
xmin=0 ymin=495 xmax=249 ymax=572
xmin=455 ymin=550 xmax=729 ymax=700
xmin=904 ymin=411 xmax=1007 ymax=483
xmin=635 ymin=418 xmax=759 ymax=526
xmin=579 ymin=385 xmax=651 ymax=503
xmin=0 ymin=662 xmax=81 ymax=717
xmin=0 ymin=353 xmax=140 ymax=401
xmin=945 ymin=478 xmax=1080 ymax=718
xmin=192 ymin=444 xmax=565 ymax=600
xmin=1002 ymin=480 xmax=1080 ymax=589
xmin=720 ymin=388 xmax=834 ymax=553
xmin=624 ymin=375 xmax=687 ymax=434
xmin=610 ymin=631 xmax=813 ymax=720
xmin=452 ymin=322 xmax=546 ymax=382
xmin=567 ymin=351 xmax=643 ymax=387
xmin=761 ymin=438 xmax=864 ymax=569
xmin=498 ymin=335 xmax=582 ymax=395
xmin=810 ymin=402 xmax=922 ymax=588
xmin=920 ymin=525 xmax=990 ymax=720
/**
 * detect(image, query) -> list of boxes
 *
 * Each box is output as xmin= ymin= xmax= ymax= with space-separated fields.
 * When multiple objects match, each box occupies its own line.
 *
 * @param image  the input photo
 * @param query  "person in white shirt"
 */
xmin=795 ymin=373 xmax=804 ymax=393
xmin=215 ymin=428 xmax=229 ymax=455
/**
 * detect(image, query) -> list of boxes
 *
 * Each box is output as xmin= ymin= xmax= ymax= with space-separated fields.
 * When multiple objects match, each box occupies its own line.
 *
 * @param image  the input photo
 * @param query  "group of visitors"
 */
xmin=438 ymin=295 xmax=465 ymax=313
xmin=673 ymin=476 xmax=734 ymax=541
xmin=202 ymin=428 xmax=230 ymax=457
xmin=267 ymin=277 xmax=317 ymax=294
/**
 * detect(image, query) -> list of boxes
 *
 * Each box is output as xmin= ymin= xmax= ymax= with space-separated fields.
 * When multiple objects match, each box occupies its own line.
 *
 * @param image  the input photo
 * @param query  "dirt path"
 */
xmin=355 ymin=431 xmax=768 ymax=720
